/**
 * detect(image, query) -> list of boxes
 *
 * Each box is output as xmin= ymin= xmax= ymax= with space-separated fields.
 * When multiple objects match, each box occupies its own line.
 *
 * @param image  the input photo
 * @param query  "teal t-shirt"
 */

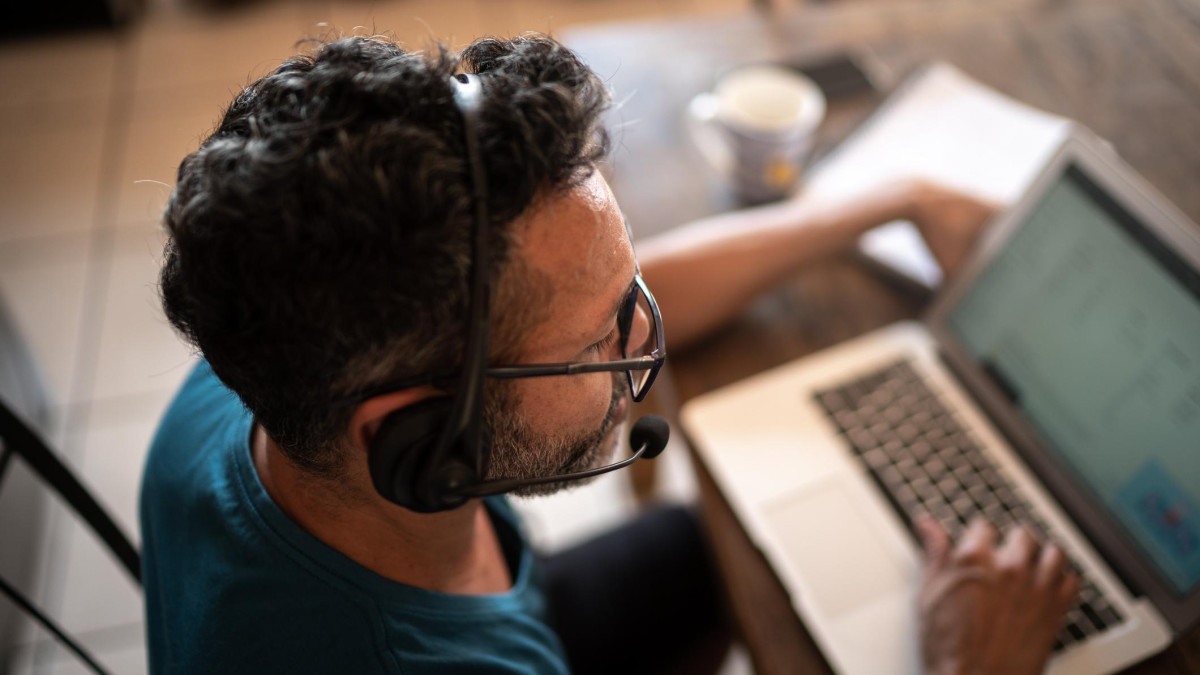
xmin=140 ymin=361 xmax=569 ymax=673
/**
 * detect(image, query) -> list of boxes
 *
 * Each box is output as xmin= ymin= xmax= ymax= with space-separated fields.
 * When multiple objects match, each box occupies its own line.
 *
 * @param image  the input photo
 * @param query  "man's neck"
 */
xmin=251 ymin=425 xmax=513 ymax=595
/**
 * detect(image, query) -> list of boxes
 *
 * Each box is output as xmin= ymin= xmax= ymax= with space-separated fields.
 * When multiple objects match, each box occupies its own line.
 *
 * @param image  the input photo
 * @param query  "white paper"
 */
xmin=802 ymin=62 xmax=1074 ymax=288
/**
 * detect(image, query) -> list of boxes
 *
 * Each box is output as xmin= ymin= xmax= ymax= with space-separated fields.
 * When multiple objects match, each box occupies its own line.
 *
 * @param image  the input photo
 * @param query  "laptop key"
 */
xmin=847 ymin=428 xmax=879 ymax=452
xmin=1096 ymin=603 xmax=1123 ymax=627
xmin=813 ymin=358 xmax=1125 ymax=644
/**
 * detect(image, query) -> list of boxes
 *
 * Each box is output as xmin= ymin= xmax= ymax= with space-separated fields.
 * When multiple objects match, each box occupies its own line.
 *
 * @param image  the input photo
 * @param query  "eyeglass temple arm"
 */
xmin=486 ymin=357 xmax=659 ymax=379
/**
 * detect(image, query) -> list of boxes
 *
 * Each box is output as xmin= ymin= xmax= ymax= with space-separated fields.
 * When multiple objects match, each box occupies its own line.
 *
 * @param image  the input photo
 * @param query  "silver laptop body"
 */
xmin=681 ymin=127 xmax=1199 ymax=674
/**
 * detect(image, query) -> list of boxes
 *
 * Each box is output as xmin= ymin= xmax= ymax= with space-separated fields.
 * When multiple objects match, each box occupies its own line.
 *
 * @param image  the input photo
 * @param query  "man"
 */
xmin=142 ymin=34 xmax=1078 ymax=674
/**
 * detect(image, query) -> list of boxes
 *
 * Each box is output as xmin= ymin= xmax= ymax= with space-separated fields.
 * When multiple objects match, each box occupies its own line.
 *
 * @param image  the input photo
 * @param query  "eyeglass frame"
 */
xmin=333 ymin=272 xmax=666 ymax=407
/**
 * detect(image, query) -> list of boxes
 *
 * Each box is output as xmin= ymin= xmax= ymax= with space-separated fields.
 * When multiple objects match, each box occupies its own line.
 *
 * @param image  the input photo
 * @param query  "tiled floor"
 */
xmin=0 ymin=0 xmax=746 ymax=672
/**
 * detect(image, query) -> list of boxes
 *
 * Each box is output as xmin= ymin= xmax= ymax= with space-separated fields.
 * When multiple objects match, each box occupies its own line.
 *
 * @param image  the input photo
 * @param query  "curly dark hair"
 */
xmin=160 ymin=34 xmax=612 ymax=477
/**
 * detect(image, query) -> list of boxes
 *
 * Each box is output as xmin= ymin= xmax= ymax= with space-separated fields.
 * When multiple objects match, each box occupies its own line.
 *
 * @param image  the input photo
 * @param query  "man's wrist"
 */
xmin=923 ymin=660 xmax=965 ymax=675
xmin=890 ymin=177 xmax=929 ymax=224
xmin=842 ymin=177 xmax=928 ymax=234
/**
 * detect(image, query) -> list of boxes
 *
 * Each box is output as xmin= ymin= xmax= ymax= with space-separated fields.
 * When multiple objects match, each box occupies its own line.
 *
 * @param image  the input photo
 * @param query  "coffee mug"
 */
xmin=687 ymin=64 xmax=826 ymax=203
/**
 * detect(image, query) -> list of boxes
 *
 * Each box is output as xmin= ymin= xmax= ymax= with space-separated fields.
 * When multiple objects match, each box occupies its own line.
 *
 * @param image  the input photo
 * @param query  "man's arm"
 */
xmin=636 ymin=180 xmax=995 ymax=350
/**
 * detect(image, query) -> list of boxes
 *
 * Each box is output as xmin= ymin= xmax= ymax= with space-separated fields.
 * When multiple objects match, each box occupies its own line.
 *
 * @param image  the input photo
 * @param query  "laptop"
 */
xmin=680 ymin=127 xmax=1200 ymax=674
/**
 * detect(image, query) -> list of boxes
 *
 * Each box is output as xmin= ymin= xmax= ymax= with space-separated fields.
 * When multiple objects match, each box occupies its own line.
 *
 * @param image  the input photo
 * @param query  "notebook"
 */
xmin=680 ymin=127 xmax=1199 ymax=674
xmin=804 ymin=61 xmax=1077 ymax=290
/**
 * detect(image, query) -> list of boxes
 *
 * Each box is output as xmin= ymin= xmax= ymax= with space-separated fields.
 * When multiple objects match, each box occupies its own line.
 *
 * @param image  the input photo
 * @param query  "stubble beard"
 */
xmin=483 ymin=374 xmax=629 ymax=498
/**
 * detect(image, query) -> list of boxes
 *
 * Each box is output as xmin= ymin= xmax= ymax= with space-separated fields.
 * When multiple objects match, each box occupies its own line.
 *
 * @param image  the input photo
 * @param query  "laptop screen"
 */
xmin=946 ymin=165 xmax=1200 ymax=595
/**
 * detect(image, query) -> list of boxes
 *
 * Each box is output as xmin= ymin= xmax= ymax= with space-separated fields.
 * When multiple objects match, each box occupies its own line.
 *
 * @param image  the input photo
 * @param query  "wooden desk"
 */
xmin=564 ymin=1 xmax=1200 ymax=672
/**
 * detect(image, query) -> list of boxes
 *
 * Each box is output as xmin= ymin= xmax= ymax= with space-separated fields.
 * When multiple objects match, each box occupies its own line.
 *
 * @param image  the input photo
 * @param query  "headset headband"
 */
xmin=419 ymin=72 xmax=491 ymax=508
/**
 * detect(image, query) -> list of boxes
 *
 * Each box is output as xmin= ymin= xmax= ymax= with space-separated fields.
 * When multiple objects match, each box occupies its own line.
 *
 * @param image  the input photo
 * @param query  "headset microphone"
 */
xmin=627 ymin=414 xmax=669 ymax=460
xmin=454 ymin=415 xmax=670 ymax=498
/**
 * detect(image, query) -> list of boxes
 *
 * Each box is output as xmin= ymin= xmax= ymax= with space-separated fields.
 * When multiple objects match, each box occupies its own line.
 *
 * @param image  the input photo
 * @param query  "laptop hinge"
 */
xmin=934 ymin=347 xmax=1147 ymax=600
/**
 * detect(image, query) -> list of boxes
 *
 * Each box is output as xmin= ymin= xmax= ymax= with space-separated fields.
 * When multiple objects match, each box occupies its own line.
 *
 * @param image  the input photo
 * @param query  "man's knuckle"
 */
xmin=1044 ymin=544 xmax=1068 ymax=569
xmin=997 ymin=562 xmax=1024 ymax=584
xmin=953 ymin=546 xmax=989 ymax=567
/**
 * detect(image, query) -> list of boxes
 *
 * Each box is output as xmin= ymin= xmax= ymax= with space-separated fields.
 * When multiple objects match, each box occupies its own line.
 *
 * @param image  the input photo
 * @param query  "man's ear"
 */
xmin=347 ymin=388 xmax=443 ymax=454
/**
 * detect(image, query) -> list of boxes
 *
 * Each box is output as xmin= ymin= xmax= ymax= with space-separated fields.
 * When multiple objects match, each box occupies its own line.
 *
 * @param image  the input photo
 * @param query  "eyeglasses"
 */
xmin=336 ymin=272 xmax=666 ymax=406
xmin=487 ymin=272 xmax=665 ymax=401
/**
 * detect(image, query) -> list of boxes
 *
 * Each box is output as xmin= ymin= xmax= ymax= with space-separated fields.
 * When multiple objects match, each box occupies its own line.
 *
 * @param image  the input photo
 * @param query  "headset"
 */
xmin=366 ymin=72 xmax=668 ymax=513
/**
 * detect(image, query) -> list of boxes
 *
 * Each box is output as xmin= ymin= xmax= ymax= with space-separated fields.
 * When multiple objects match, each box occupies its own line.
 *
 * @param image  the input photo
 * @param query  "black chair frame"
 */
xmin=0 ymin=398 xmax=141 ymax=675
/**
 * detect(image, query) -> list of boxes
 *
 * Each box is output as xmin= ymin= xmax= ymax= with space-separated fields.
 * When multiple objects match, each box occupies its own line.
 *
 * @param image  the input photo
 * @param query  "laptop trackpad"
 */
xmin=763 ymin=481 xmax=909 ymax=618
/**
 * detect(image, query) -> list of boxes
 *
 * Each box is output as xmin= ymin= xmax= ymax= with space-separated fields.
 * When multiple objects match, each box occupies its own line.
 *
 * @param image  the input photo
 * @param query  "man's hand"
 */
xmin=904 ymin=181 xmax=1000 ymax=279
xmin=916 ymin=515 xmax=1080 ymax=675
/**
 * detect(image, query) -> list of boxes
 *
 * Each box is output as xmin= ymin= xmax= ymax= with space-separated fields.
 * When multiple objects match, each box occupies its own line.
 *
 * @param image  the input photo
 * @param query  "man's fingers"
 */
xmin=1035 ymin=543 xmax=1081 ymax=607
xmin=915 ymin=514 xmax=950 ymax=568
xmin=952 ymin=517 xmax=997 ymax=566
xmin=1058 ymin=567 xmax=1082 ymax=609
xmin=997 ymin=525 xmax=1040 ymax=568
xmin=1034 ymin=541 xmax=1069 ymax=586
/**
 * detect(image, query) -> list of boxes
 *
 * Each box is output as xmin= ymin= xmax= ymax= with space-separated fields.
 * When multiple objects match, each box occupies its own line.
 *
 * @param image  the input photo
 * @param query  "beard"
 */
xmin=482 ymin=373 xmax=629 ymax=498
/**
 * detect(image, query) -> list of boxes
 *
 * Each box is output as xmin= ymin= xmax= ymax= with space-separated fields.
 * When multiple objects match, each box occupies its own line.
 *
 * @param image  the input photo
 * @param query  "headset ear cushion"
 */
xmin=367 ymin=397 xmax=454 ymax=509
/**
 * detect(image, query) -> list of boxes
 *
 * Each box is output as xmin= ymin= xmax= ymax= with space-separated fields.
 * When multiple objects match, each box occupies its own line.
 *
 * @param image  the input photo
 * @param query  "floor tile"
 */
xmin=0 ymin=104 xmax=109 ymax=243
xmin=0 ymin=85 xmax=112 ymax=141
xmin=0 ymin=31 xmax=118 ymax=111
xmin=50 ymin=393 xmax=163 ymax=639
xmin=130 ymin=0 xmax=313 ymax=94
xmin=7 ymin=622 xmax=146 ymax=675
xmin=49 ymin=638 xmax=147 ymax=675
xmin=0 ymin=455 xmax=66 ymax=661
xmin=507 ymin=0 xmax=669 ymax=35
xmin=318 ymin=0 xmax=492 ymax=48
xmin=51 ymin=517 xmax=144 ymax=646
xmin=70 ymin=393 xmax=168 ymax=540
xmin=670 ymin=0 xmax=746 ymax=17
xmin=82 ymin=389 xmax=180 ymax=449
xmin=88 ymin=227 xmax=195 ymax=402
xmin=0 ymin=231 xmax=92 ymax=408
xmin=0 ymin=395 xmax=159 ymax=668
xmin=112 ymin=82 xmax=237 ymax=228
xmin=4 ymin=638 xmax=39 ymax=675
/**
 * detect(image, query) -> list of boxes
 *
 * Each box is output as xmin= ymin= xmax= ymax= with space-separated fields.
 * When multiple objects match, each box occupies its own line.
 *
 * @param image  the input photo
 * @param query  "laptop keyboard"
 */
xmin=813 ymin=359 xmax=1124 ymax=652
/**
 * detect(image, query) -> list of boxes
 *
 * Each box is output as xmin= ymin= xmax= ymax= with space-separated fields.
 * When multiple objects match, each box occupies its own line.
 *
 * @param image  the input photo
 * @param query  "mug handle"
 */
xmin=685 ymin=93 xmax=734 ymax=177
